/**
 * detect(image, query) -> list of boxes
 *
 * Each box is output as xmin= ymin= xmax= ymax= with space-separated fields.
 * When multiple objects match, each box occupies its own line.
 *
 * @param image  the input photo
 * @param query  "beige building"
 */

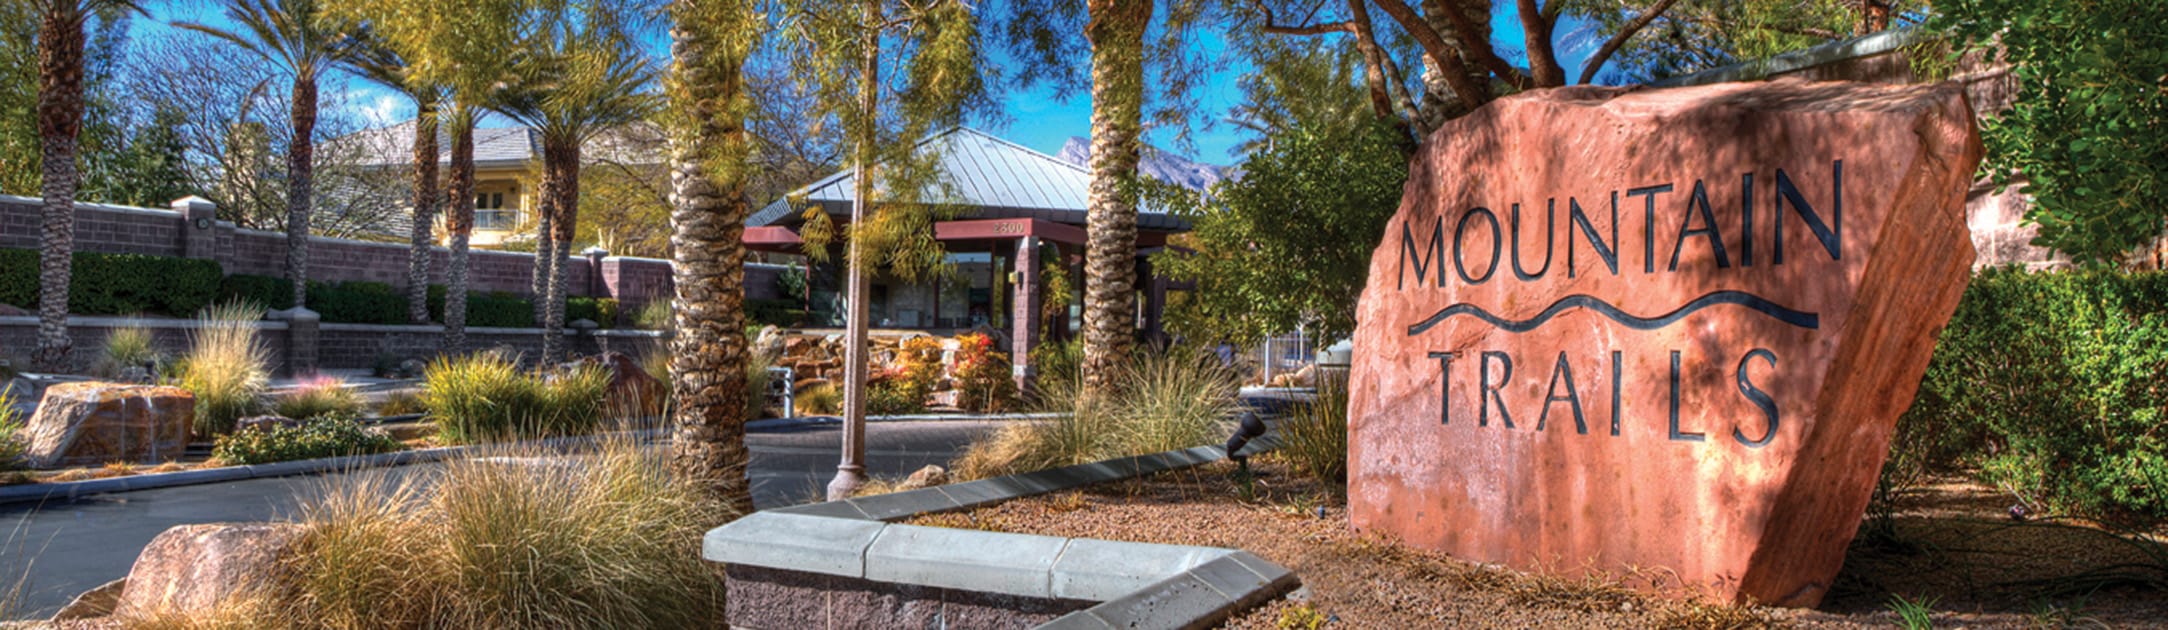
xmin=335 ymin=121 xmax=661 ymax=249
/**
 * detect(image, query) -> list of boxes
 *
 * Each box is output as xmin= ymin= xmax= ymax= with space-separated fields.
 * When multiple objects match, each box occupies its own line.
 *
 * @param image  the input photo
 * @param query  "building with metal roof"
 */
xmin=747 ymin=127 xmax=1224 ymax=376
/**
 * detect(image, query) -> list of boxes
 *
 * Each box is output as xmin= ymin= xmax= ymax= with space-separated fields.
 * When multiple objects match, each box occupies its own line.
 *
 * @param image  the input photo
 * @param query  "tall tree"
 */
xmin=1001 ymin=1 xmax=1212 ymax=396
xmin=784 ymin=0 xmax=992 ymax=500
xmin=27 ymin=0 xmax=144 ymax=370
xmin=178 ymin=0 xmax=357 ymax=311
xmin=494 ymin=0 xmax=660 ymax=363
xmin=343 ymin=36 xmax=445 ymax=324
xmin=663 ymin=0 xmax=762 ymax=511
xmin=335 ymin=0 xmax=533 ymax=350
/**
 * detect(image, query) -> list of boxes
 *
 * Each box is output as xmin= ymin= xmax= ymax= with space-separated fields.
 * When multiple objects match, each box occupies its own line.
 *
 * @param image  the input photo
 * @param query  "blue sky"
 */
xmin=140 ymin=3 xmax=1612 ymax=167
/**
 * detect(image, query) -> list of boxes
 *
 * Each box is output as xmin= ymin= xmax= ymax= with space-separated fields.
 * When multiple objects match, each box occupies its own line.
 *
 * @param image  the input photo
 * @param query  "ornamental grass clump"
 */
xmin=176 ymin=301 xmax=271 ymax=436
xmin=285 ymin=438 xmax=730 ymax=628
xmin=954 ymin=347 xmax=1237 ymax=480
xmin=0 ymin=391 xmax=25 ymax=471
xmin=98 ymin=324 xmax=160 ymax=377
xmin=1273 ymin=382 xmax=1349 ymax=484
xmin=274 ymin=376 xmax=367 ymax=421
xmin=421 ymin=353 xmax=609 ymax=444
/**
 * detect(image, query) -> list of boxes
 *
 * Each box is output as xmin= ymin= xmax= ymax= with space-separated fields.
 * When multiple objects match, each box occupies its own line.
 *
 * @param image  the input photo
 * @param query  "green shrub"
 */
xmin=1903 ymin=267 xmax=2168 ymax=526
xmin=630 ymin=300 xmax=673 ymax=330
xmin=865 ymin=376 xmax=926 ymax=416
xmin=421 ymin=353 xmax=610 ymax=444
xmin=220 ymin=274 xmax=295 ymax=311
xmin=309 ymin=281 xmax=407 ymax=325
xmin=1028 ymin=339 xmax=1083 ymax=388
xmin=0 ymin=390 xmax=26 ymax=471
xmin=176 ymin=301 xmax=272 ymax=436
xmin=0 ymin=249 xmax=33 ymax=308
xmin=427 ymin=286 xmax=535 ymax=328
xmin=211 ymin=415 xmax=402 ymax=465
xmin=566 ymin=297 xmax=620 ymax=328
xmin=0 ymin=248 xmax=221 ymax=316
xmin=275 ymin=377 xmax=367 ymax=421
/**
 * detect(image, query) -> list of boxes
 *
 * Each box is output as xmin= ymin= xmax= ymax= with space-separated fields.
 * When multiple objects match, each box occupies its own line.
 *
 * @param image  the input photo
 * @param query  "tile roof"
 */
xmin=748 ymin=127 xmax=1192 ymax=231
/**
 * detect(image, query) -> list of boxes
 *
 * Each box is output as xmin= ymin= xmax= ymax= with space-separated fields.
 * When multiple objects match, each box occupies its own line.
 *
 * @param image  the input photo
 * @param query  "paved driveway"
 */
xmin=0 ymin=419 xmax=1003 ymax=619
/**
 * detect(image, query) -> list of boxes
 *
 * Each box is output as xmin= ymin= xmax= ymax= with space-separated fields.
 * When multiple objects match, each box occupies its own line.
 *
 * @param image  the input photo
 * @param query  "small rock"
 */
xmin=114 ymin=523 xmax=305 ymax=619
xmin=51 ymin=579 xmax=125 ymax=621
xmin=896 ymin=465 xmax=948 ymax=491
xmin=569 ymin=319 xmax=600 ymax=331
xmin=398 ymin=359 xmax=428 ymax=379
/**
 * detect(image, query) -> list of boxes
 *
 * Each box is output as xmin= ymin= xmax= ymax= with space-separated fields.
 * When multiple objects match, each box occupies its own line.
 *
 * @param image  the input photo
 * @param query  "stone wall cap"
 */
xmin=1050 ymin=539 xmax=1231 ymax=601
xmin=864 ymin=523 xmax=1071 ymax=598
xmin=704 ymin=512 xmax=885 ymax=578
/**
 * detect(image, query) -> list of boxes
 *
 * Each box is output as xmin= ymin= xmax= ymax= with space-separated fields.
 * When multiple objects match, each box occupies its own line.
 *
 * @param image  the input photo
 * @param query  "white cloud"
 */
xmin=358 ymin=94 xmax=402 ymax=127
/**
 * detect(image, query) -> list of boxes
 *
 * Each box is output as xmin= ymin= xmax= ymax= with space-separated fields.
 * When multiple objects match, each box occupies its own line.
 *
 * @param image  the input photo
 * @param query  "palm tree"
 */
xmin=494 ymin=5 xmax=659 ymax=363
xmin=664 ymin=0 xmax=763 ymax=513
xmin=333 ymin=0 xmax=532 ymax=352
xmin=1077 ymin=0 xmax=1152 ymax=398
xmin=344 ymin=38 xmax=445 ymax=325
xmin=29 ymin=0 xmax=143 ymax=371
xmin=178 ymin=0 xmax=356 ymax=312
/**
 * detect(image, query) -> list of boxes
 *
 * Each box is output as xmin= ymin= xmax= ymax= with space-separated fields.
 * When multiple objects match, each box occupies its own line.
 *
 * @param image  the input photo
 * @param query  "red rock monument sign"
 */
xmin=1347 ymin=80 xmax=1982 ymax=607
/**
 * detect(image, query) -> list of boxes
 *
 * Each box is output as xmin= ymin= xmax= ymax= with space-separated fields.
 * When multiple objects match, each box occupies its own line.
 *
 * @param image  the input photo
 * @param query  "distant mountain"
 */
xmin=1056 ymin=137 xmax=1235 ymax=193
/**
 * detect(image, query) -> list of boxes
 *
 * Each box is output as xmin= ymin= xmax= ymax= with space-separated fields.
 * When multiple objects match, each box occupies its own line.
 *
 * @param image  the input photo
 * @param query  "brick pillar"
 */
xmin=173 ymin=196 xmax=219 ymax=261
xmin=582 ymin=246 xmax=609 ymax=297
xmin=285 ymin=308 xmax=320 ymax=377
xmin=1011 ymin=236 xmax=1042 ymax=391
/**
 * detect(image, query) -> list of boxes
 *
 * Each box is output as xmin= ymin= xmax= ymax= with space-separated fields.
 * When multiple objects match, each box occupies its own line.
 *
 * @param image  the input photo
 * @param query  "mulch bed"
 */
xmin=907 ymin=459 xmax=2168 ymax=629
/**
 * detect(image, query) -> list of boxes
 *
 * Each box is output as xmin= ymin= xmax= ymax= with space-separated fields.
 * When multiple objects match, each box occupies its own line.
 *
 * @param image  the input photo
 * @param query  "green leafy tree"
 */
xmin=1153 ymin=120 xmax=1407 ymax=345
xmin=1939 ymin=0 xmax=2168 ymax=264
xmin=782 ymin=0 xmax=993 ymax=499
xmin=178 ymin=0 xmax=361 ymax=310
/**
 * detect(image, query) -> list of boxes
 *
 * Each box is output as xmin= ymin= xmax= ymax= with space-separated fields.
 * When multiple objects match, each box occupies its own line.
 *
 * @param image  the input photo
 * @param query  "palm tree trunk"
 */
xmin=408 ymin=98 xmax=440 ymax=324
xmin=444 ymin=110 xmax=478 ymax=351
xmin=287 ymin=74 xmax=318 ymax=310
xmin=665 ymin=4 xmax=756 ymax=514
xmin=33 ymin=6 xmax=87 ymax=372
xmin=531 ymin=188 xmax=556 ymax=323
xmin=539 ymin=137 xmax=578 ymax=364
xmin=1078 ymin=0 xmax=1151 ymax=397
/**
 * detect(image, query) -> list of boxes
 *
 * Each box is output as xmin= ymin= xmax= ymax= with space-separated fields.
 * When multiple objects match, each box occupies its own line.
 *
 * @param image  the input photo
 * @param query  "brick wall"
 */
xmin=0 ymin=317 xmax=293 ymax=375
xmin=317 ymin=324 xmax=666 ymax=370
xmin=0 ymin=195 xmax=667 ymax=302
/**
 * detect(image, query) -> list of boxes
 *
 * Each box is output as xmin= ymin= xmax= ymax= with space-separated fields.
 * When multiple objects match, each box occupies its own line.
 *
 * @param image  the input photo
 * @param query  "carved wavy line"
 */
xmin=1405 ymin=291 xmax=1820 ymax=336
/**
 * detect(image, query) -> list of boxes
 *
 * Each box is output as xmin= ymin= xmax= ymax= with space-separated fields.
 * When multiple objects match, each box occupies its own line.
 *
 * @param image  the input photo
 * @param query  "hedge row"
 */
xmin=1902 ymin=267 xmax=2168 ymax=527
xmin=0 ymin=248 xmax=221 ymax=317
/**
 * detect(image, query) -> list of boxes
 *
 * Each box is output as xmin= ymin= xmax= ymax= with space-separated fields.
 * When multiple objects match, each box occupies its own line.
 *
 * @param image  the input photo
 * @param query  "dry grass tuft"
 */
xmin=274 ymin=376 xmax=366 ymax=421
xmin=954 ymin=348 xmax=1238 ymax=481
xmin=420 ymin=353 xmax=610 ymax=444
xmin=176 ymin=301 xmax=272 ymax=436
xmin=284 ymin=438 xmax=731 ymax=629
xmin=116 ymin=592 xmax=298 ymax=630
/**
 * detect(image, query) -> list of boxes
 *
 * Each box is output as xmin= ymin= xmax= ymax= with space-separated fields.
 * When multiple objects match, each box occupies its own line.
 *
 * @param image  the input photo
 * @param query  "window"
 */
xmin=474 ymin=192 xmax=516 ymax=230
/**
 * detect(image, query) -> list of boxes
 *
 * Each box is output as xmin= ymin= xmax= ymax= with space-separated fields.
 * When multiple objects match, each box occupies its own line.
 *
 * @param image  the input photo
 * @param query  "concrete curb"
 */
xmin=745 ymin=411 xmax=1069 ymax=431
xmin=0 ymin=429 xmax=665 ymax=507
xmin=707 ymin=445 xmax=1299 ymax=629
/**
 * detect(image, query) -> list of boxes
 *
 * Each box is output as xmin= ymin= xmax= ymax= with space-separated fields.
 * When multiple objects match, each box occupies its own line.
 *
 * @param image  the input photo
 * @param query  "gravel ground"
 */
xmin=908 ymin=460 xmax=2168 ymax=629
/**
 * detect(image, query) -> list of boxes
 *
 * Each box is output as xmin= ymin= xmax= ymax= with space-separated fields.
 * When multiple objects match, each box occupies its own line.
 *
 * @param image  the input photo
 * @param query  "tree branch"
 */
xmin=1519 ymin=0 xmax=1565 ymax=86
xmin=1578 ymin=0 xmax=1681 ymax=84
xmin=1367 ymin=0 xmax=1488 ymax=107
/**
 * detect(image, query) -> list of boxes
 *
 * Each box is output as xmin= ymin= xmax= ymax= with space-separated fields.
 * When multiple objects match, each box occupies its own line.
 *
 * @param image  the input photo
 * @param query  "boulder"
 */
xmin=113 ymin=523 xmax=305 ymax=619
xmin=573 ymin=352 xmax=666 ymax=417
xmin=896 ymin=465 xmax=948 ymax=491
xmin=21 ymin=383 xmax=194 ymax=469
xmin=752 ymin=326 xmax=786 ymax=362
xmin=51 ymin=579 xmax=126 ymax=621
xmin=1346 ymin=80 xmax=1981 ymax=607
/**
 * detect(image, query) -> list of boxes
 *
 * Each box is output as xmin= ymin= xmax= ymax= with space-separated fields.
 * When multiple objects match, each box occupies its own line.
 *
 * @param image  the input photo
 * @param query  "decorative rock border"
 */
xmin=704 ymin=446 xmax=1301 ymax=630
xmin=0 ymin=429 xmax=664 ymax=507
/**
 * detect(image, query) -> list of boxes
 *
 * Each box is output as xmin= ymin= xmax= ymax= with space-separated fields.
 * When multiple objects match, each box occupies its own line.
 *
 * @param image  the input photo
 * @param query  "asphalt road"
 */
xmin=0 ymin=419 xmax=1004 ymax=620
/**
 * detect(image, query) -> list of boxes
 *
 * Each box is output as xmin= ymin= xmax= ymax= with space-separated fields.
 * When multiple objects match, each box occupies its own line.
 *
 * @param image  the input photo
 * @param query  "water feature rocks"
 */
xmin=22 ymin=382 xmax=194 ymax=469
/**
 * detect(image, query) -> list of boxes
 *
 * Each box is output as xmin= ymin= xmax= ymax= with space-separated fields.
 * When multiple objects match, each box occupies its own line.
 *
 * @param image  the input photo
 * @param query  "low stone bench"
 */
xmin=703 ymin=447 xmax=1300 ymax=630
